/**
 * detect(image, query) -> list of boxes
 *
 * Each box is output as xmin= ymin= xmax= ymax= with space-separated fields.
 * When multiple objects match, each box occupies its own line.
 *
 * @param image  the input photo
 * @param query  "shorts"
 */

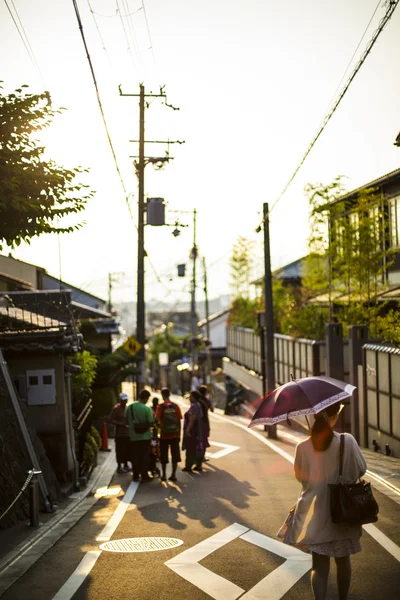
xmin=160 ymin=438 xmax=181 ymax=464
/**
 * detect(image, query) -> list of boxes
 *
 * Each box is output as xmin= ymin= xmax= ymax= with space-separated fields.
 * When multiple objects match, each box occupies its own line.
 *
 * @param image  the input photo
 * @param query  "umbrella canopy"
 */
xmin=248 ymin=376 xmax=355 ymax=427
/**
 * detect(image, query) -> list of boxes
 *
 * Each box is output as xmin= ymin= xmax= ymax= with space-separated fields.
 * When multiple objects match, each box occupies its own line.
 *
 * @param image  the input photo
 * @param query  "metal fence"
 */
xmin=362 ymin=343 xmax=400 ymax=455
xmin=274 ymin=334 xmax=325 ymax=383
xmin=226 ymin=327 xmax=261 ymax=375
xmin=226 ymin=327 xmax=325 ymax=381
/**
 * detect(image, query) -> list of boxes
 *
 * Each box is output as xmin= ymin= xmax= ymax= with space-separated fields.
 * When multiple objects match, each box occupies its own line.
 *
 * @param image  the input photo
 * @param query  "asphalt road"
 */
xmin=3 ymin=404 xmax=400 ymax=600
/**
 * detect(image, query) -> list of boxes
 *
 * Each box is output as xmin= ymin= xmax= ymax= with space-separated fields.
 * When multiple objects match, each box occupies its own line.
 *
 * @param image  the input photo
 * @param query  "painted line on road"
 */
xmin=165 ymin=523 xmax=249 ymax=600
xmin=52 ymin=551 xmax=101 ymax=600
xmin=208 ymin=410 xmax=400 ymax=564
xmin=165 ymin=523 xmax=312 ymax=600
xmin=52 ymin=481 xmax=139 ymax=600
xmin=96 ymin=481 xmax=139 ymax=542
xmin=206 ymin=441 xmax=240 ymax=459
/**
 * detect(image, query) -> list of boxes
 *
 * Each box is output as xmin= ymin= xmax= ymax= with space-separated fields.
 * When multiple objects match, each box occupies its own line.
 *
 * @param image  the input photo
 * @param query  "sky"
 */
xmin=1 ymin=0 xmax=399 ymax=310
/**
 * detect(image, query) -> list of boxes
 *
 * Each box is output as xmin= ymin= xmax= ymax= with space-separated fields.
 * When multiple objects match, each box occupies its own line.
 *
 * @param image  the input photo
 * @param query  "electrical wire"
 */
xmin=323 ymin=0 xmax=382 ymax=115
xmin=3 ymin=0 xmax=46 ymax=87
xmin=141 ymin=0 xmax=156 ymax=63
xmin=257 ymin=0 xmax=399 ymax=226
xmin=116 ymin=0 xmax=139 ymax=73
xmin=71 ymin=0 xmax=134 ymax=223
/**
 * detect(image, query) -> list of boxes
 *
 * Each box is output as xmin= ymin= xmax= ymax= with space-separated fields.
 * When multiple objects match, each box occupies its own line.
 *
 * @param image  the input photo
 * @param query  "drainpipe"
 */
xmin=65 ymin=362 xmax=80 ymax=492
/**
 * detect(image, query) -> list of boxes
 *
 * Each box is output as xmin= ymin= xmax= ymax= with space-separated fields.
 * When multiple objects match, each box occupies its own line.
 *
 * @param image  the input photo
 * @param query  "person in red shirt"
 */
xmin=155 ymin=387 xmax=183 ymax=482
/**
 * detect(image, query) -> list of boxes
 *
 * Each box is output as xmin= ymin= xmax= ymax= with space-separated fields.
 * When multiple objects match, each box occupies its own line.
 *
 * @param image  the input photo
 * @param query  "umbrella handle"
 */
xmin=290 ymin=373 xmax=295 ymax=381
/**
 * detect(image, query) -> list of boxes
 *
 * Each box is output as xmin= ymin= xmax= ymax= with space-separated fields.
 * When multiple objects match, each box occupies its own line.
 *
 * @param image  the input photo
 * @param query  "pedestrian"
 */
xmin=155 ymin=387 xmax=183 ymax=482
xmin=151 ymin=396 xmax=159 ymax=417
xmin=190 ymin=369 xmax=202 ymax=392
xmin=198 ymin=385 xmax=212 ymax=466
xmin=126 ymin=389 xmax=154 ymax=482
xmin=108 ymin=392 xmax=130 ymax=473
xmin=224 ymin=375 xmax=236 ymax=414
xmin=182 ymin=390 xmax=206 ymax=473
xmin=278 ymin=402 xmax=367 ymax=600
xmin=199 ymin=384 xmax=214 ymax=412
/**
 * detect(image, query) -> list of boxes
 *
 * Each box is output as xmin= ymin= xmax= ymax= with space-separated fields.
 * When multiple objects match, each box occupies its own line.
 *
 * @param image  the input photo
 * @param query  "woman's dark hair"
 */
xmin=190 ymin=390 xmax=201 ymax=402
xmin=199 ymin=385 xmax=208 ymax=396
xmin=311 ymin=402 xmax=342 ymax=452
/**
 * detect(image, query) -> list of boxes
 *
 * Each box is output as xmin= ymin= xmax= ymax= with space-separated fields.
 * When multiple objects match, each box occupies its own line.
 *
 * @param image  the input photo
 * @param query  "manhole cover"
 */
xmin=99 ymin=537 xmax=184 ymax=553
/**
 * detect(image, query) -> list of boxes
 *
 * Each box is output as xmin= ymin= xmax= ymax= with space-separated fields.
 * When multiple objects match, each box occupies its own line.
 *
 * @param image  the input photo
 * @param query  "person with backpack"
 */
xmin=155 ymin=387 xmax=183 ymax=482
xmin=126 ymin=389 xmax=153 ymax=482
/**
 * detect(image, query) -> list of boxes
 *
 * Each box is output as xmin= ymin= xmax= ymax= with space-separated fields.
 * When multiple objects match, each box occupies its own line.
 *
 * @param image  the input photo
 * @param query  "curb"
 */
xmin=0 ymin=442 xmax=116 ymax=593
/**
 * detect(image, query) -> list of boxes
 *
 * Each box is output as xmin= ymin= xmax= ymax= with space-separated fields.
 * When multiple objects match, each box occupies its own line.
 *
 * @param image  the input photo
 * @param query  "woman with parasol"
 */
xmin=249 ymin=376 xmax=367 ymax=600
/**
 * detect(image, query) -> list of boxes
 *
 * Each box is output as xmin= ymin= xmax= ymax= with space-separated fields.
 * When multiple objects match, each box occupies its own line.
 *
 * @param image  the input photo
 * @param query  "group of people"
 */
xmin=107 ymin=385 xmax=213 ymax=483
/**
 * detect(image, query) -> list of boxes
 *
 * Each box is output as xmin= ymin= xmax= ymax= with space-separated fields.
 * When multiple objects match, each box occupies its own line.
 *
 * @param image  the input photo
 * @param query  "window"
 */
xmin=389 ymin=196 xmax=400 ymax=248
xmin=26 ymin=369 xmax=56 ymax=405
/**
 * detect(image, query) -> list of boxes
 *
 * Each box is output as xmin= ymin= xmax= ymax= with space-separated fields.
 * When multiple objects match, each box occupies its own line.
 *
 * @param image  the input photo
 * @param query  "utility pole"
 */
xmin=203 ymin=256 xmax=213 ymax=386
xmin=108 ymin=272 xmax=124 ymax=313
xmin=263 ymin=202 xmax=277 ymax=439
xmin=190 ymin=209 xmax=198 ymax=369
xmin=119 ymin=85 xmax=183 ymax=391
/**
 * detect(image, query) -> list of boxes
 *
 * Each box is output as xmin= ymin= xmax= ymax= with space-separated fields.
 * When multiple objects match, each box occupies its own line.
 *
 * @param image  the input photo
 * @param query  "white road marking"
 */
xmin=239 ymin=530 xmax=312 ymax=600
xmin=206 ymin=440 xmax=240 ymax=459
xmin=208 ymin=411 xmax=400 ymax=564
xmin=52 ymin=481 xmax=139 ymax=600
xmin=165 ymin=523 xmax=311 ymax=600
xmin=165 ymin=523 xmax=249 ymax=600
xmin=363 ymin=524 xmax=400 ymax=562
xmin=96 ymin=481 xmax=139 ymax=542
xmin=52 ymin=551 xmax=101 ymax=600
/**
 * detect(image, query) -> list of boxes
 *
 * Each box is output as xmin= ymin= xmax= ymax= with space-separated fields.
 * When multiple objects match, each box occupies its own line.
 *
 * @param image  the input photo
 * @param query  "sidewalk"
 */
xmin=0 ymin=440 xmax=117 ymax=597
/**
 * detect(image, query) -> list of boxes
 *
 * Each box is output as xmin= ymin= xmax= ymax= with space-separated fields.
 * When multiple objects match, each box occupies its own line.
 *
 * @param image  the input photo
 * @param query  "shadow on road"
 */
xmin=136 ymin=463 xmax=259 ymax=531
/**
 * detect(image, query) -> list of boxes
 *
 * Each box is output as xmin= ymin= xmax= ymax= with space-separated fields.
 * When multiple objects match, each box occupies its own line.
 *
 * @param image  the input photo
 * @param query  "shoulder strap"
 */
xmin=339 ymin=434 xmax=345 ymax=478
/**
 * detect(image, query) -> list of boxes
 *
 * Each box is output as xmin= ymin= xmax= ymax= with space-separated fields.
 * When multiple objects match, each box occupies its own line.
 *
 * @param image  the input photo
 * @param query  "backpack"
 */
xmin=160 ymin=403 xmax=180 ymax=435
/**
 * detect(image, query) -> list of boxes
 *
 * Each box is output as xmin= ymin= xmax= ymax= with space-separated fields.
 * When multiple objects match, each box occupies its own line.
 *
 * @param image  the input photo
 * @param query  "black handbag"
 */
xmin=329 ymin=434 xmax=379 ymax=525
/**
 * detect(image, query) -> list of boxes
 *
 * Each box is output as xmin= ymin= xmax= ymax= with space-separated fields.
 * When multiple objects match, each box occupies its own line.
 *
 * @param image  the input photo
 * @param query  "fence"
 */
xmin=362 ymin=343 xmax=400 ymax=456
xmin=226 ymin=327 xmax=261 ymax=375
xmin=226 ymin=327 xmax=326 ymax=381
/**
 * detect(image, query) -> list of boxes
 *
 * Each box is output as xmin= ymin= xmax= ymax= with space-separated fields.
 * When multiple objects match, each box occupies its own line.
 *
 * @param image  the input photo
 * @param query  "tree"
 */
xmin=148 ymin=327 xmax=184 ymax=367
xmin=0 ymin=85 xmax=93 ymax=249
xmin=229 ymin=236 xmax=255 ymax=298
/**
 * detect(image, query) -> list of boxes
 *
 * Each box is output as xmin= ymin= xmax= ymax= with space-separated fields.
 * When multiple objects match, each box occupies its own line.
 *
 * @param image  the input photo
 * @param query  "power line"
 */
xmin=323 ymin=0 xmax=382 ymax=114
xmin=3 ymin=0 xmax=46 ymax=87
xmin=116 ymin=0 xmax=139 ymax=73
xmin=71 ymin=0 xmax=134 ymax=223
xmin=258 ymin=0 xmax=399 ymax=224
xmin=141 ymin=0 xmax=156 ymax=64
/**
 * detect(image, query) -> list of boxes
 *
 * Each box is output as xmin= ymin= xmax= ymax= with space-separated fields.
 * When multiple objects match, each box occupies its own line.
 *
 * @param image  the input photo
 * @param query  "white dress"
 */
xmin=278 ymin=432 xmax=367 ymax=557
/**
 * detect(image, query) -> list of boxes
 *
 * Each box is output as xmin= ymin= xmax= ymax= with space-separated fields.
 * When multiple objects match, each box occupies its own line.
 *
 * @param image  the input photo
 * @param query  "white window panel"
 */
xmin=26 ymin=369 xmax=56 ymax=405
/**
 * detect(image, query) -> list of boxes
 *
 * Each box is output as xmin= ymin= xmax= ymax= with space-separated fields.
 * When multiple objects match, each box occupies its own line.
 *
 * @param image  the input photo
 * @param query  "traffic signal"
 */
xmin=177 ymin=264 xmax=186 ymax=277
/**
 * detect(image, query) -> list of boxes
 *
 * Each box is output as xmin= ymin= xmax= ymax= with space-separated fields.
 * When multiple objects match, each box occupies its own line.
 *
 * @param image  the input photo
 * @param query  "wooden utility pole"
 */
xmin=263 ymin=202 xmax=277 ymax=439
xmin=190 ymin=209 xmax=198 ymax=369
xmin=119 ymin=85 xmax=183 ymax=391
xmin=203 ymin=256 xmax=213 ymax=385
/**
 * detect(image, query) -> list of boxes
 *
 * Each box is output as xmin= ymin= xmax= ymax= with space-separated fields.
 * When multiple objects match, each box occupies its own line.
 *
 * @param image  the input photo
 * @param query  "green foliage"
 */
xmin=230 ymin=236 xmax=255 ymax=298
xmin=94 ymin=347 xmax=138 ymax=388
xmin=70 ymin=351 xmax=98 ymax=405
xmin=272 ymin=279 xmax=328 ymax=339
xmin=148 ymin=327 xmax=184 ymax=366
xmin=0 ymin=85 xmax=94 ymax=250
xmin=376 ymin=310 xmax=400 ymax=345
xmin=82 ymin=440 xmax=94 ymax=473
xmin=228 ymin=296 xmax=263 ymax=330
xmin=91 ymin=387 xmax=118 ymax=419
xmin=90 ymin=426 xmax=101 ymax=449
